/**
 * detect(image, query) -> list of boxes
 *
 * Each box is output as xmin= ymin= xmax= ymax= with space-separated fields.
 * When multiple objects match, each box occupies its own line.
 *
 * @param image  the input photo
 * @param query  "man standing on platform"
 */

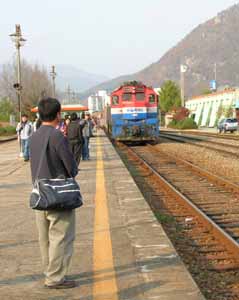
xmin=16 ymin=114 xmax=32 ymax=161
xmin=81 ymin=113 xmax=93 ymax=160
xmin=29 ymin=98 xmax=78 ymax=289
xmin=67 ymin=112 xmax=83 ymax=166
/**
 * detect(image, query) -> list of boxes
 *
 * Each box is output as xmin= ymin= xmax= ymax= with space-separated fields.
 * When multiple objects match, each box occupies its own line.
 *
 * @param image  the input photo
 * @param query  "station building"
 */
xmin=185 ymin=88 xmax=239 ymax=127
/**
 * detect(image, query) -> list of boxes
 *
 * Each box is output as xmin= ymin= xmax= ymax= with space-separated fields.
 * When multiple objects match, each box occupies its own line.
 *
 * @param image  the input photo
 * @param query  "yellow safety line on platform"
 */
xmin=93 ymin=136 xmax=119 ymax=300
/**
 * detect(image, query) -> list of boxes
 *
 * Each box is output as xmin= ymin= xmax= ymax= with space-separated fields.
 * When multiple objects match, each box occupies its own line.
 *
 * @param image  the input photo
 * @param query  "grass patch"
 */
xmin=0 ymin=125 xmax=16 ymax=136
xmin=154 ymin=212 xmax=175 ymax=224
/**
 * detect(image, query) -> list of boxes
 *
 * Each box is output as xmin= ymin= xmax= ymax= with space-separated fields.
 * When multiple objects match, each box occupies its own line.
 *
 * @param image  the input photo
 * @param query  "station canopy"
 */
xmin=31 ymin=104 xmax=88 ymax=113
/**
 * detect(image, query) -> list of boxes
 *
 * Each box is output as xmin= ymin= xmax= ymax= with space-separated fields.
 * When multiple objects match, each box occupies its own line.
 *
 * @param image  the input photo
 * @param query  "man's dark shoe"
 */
xmin=45 ymin=280 xmax=77 ymax=289
xmin=24 ymin=158 xmax=29 ymax=162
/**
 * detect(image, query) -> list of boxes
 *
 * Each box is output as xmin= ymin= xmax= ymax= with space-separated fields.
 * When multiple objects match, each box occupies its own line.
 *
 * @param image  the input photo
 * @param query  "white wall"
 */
xmin=186 ymin=89 xmax=238 ymax=127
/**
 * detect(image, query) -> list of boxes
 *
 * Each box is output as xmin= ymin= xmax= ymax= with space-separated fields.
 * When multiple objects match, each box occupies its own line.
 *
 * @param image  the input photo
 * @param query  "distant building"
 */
xmin=88 ymin=95 xmax=103 ymax=113
xmin=186 ymin=88 xmax=239 ymax=127
xmin=88 ymin=90 xmax=110 ymax=113
xmin=154 ymin=88 xmax=161 ymax=95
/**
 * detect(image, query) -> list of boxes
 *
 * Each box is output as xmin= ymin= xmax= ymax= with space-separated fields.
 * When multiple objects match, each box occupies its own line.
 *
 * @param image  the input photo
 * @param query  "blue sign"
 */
xmin=210 ymin=80 xmax=217 ymax=91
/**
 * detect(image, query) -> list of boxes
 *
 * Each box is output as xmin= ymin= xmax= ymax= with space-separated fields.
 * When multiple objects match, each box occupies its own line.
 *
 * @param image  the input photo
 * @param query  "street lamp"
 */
xmin=9 ymin=24 xmax=26 ymax=121
xmin=50 ymin=65 xmax=57 ymax=98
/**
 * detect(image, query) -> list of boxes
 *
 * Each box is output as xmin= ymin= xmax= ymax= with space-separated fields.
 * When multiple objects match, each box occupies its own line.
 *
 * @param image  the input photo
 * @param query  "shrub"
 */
xmin=173 ymin=107 xmax=190 ymax=122
xmin=0 ymin=125 xmax=16 ymax=136
xmin=180 ymin=118 xmax=198 ymax=129
xmin=168 ymin=119 xmax=178 ymax=128
xmin=168 ymin=117 xmax=198 ymax=130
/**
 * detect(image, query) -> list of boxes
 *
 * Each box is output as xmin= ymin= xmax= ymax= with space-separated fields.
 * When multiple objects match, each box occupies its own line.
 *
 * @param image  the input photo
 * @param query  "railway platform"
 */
xmin=0 ymin=131 xmax=205 ymax=300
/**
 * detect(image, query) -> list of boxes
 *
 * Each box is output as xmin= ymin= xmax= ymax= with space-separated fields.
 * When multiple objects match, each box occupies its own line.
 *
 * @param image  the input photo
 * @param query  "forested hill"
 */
xmin=82 ymin=4 xmax=239 ymax=98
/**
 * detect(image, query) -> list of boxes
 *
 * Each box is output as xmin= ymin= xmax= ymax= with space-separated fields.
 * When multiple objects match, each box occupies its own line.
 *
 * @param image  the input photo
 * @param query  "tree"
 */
xmin=225 ymin=104 xmax=233 ymax=118
xmin=159 ymin=80 xmax=181 ymax=112
xmin=198 ymin=103 xmax=205 ymax=127
xmin=0 ymin=97 xmax=15 ymax=121
xmin=206 ymin=103 xmax=213 ymax=127
xmin=0 ymin=60 xmax=52 ymax=115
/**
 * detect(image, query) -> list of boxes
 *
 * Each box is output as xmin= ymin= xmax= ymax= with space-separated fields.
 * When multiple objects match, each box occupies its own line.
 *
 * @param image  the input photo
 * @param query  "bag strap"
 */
xmin=35 ymin=127 xmax=53 ymax=180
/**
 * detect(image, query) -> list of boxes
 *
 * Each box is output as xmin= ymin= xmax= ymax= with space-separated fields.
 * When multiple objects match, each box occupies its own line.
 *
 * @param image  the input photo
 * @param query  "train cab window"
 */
xmin=136 ymin=93 xmax=145 ymax=101
xmin=112 ymin=95 xmax=119 ymax=105
xmin=122 ymin=93 xmax=132 ymax=101
xmin=149 ymin=94 xmax=156 ymax=103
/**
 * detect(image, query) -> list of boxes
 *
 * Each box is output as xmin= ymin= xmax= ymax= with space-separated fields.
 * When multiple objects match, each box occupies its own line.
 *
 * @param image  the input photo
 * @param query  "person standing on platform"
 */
xmin=56 ymin=118 xmax=67 ymax=136
xmin=16 ymin=114 xmax=33 ymax=161
xmin=81 ymin=113 xmax=93 ymax=160
xmin=33 ymin=116 xmax=42 ymax=132
xmin=29 ymin=98 xmax=78 ymax=289
xmin=67 ymin=112 xmax=83 ymax=166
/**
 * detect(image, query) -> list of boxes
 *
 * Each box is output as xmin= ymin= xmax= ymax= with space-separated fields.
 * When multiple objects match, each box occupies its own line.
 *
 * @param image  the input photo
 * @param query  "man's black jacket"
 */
xmin=30 ymin=125 xmax=78 ymax=183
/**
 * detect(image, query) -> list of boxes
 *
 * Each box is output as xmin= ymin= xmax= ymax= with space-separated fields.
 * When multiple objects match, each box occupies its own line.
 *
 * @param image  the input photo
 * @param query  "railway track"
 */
xmin=165 ymin=130 xmax=239 ymax=141
xmin=117 ymin=142 xmax=239 ymax=299
xmin=0 ymin=136 xmax=17 ymax=143
xmin=159 ymin=132 xmax=239 ymax=158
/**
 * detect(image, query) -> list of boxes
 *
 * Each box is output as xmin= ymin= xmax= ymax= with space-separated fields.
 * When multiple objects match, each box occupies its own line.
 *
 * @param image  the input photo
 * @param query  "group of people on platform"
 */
xmin=16 ymin=110 xmax=95 ymax=164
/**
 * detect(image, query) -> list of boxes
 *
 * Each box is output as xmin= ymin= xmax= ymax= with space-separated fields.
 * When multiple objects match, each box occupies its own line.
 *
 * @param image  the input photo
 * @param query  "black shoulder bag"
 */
xmin=30 ymin=129 xmax=83 ymax=210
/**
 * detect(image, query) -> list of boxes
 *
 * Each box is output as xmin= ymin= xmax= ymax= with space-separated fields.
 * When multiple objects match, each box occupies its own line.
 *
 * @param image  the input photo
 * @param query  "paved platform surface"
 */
xmin=0 ymin=132 xmax=205 ymax=300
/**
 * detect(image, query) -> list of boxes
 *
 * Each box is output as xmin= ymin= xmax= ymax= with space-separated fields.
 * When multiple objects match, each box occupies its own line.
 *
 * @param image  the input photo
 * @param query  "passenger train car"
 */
xmin=105 ymin=81 xmax=159 ymax=142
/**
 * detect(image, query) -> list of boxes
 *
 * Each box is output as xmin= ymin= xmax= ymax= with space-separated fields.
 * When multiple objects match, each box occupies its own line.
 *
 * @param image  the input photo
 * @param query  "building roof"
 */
xmin=31 ymin=104 xmax=88 ymax=113
xmin=187 ymin=88 xmax=236 ymax=102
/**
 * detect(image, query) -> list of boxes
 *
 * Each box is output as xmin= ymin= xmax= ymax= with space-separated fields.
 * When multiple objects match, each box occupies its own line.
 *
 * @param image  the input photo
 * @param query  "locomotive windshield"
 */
xmin=136 ymin=93 xmax=145 ymax=101
xmin=122 ymin=93 xmax=132 ymax=101
xmin=149 ymin=94 xmax=156 ymax=103
xmin=112 ymin=95 xmax=119 ymax=105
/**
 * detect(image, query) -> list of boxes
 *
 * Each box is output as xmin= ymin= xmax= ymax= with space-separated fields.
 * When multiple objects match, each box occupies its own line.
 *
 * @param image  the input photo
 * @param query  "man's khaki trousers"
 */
xmin=35 ymin=210 xmax=75 ymax=286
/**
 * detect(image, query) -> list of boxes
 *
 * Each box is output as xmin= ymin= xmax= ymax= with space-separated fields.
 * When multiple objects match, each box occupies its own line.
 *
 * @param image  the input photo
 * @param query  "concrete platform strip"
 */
xmin=93 ymin=136 xmax=118 ymax=300
xmin=0 ymin=132 xmax=205 ymax=300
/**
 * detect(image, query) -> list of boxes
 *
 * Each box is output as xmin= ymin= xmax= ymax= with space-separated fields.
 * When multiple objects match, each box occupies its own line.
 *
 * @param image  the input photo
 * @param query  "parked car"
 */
xmin=217 ymin=118 xmax=238 ymax=133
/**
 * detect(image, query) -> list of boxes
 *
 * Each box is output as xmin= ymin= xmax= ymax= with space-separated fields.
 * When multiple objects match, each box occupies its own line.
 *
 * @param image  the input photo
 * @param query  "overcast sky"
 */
xmin=0 ymin=0 xmax=238 ymax=78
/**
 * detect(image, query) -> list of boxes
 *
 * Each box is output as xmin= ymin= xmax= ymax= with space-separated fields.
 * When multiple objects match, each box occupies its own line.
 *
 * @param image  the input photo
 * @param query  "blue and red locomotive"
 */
xmin=106 ymin=81 xmax=159 ymax=142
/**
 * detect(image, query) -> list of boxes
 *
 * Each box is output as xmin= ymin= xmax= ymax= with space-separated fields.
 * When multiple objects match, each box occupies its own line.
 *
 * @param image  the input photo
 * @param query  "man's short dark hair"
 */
xmin=38 ymin=98 xmax=61 ymax=122
xmin=22 ymin=114 xmax=28 ymax=118
xmin=71 ymin=112 xmax=78 ymax=121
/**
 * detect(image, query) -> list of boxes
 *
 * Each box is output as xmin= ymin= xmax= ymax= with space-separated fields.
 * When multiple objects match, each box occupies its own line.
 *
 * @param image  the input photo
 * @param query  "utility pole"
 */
xmin=66 ymin=85 xmax=71 ymax=104
xmin=50 ymin=65 xmax=57 ymax=97
xmin=10 ymin=24 xmax=26 ymax=121
xmin=214 ymin=63 xmax=217 ymax=91
xmin=180 ymin=64 xmax=187 ymax=107
xmin=214 ymin=63 xmax=217 ymax=82
xmin=72 ymin=91 xmax=76 ymax=104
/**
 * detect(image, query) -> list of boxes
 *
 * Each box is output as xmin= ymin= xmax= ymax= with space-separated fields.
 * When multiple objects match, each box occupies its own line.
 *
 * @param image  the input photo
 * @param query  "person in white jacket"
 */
xmin=16 ymin=114 xmax=33 ymax=161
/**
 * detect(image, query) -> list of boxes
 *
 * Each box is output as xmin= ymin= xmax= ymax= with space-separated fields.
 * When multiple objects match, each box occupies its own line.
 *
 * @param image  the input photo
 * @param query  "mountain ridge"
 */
xmin=81 ymin=3 xmax=239 ymax=99
xmin=55 ymin=64 xmax=109 ymax=92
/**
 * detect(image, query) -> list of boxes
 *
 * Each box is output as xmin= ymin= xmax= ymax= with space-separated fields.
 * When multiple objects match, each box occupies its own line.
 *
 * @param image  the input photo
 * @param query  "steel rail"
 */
xmin=160 ymin=131 xmax=239 ymax=149
xmin=148 ymin=144 xmax=239 ymax=194
xmin=159 ymin=132 xmax=239 ymax=158
xmin=163 ymin=130 xmax=239 ymax=141
xmin=0 ymin=136 xmax=17 ymax=144
xmin=125 ymin=144 xmax=239 ymax=262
